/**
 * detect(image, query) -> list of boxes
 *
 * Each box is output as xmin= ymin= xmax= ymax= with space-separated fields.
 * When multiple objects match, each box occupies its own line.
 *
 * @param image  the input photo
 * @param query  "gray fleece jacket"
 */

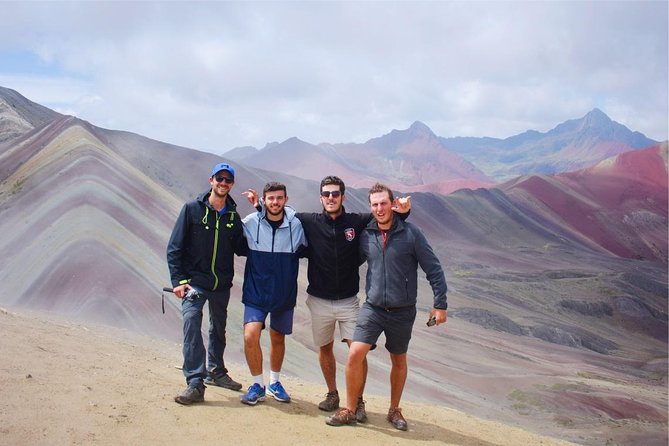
xmin=360 ymin=217 xmax=448 ymax=310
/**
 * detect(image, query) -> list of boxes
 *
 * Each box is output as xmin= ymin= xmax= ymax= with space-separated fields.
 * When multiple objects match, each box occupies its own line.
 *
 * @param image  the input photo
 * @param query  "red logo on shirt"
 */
xmin=344 ymin=228 xmax=355 ymax=241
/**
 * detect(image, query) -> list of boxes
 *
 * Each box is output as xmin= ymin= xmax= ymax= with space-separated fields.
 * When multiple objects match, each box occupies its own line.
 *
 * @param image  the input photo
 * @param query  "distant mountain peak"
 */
xmin=547 ymin=107 xmax=620 ymax=136
xmin=278 ymin=136 xmax=314 ymax=149
xmin=0 ymin=86 xmax=61 ymax=143
xmin=403 ymin=121 xmax=439 ymax=140
xmin=408 ymin=121 xmax=433 ymax=134
xmin=583 ymin=108 xmax=612 ymax=126
xmin=370 ymin=120 xmax=439 ymax=148
xmin=223 ymin=145 xmax=258 ymax=161
xmin=284 ymin=136 xmax=304 ymax=144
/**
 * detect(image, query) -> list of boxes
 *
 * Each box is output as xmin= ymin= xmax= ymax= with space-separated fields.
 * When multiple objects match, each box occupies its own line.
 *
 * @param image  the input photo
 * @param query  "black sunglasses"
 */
xmin=214 ymin=175 xmax=234 ymax=184
xmin=320 ymin=190 xmax=342 ymax=198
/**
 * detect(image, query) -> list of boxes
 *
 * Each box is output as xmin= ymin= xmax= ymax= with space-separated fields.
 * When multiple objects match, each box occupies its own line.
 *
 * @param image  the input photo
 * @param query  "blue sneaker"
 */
xmin=267 ymin=381 xmax=291 ymax=403
xmin=240 ymin=383 xmax=266 ymax=405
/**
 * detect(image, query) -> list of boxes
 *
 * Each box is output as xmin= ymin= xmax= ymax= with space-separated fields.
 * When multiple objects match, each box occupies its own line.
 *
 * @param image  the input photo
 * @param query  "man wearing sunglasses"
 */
xmin=243 ymin=176 xmax=410 ymax=421
xmin=167 ymin=162 xmax=248 ymax=405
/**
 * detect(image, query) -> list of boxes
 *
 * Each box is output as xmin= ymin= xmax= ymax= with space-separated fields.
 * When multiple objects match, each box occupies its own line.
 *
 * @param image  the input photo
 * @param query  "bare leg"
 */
xmin=345 ymin=339 xmax=367 ymax=397
xmin=344 ymin=341 xmax=372 ymax=411
xmin=389 ymin=352 xmax=408 ymax=408
xmin=269 ymin=328 xmax=285 ymax=373
xmin=319 ymin=341 xmax=337 ymax=391
xmin=244 ymin=322 xmax=263 ymax=376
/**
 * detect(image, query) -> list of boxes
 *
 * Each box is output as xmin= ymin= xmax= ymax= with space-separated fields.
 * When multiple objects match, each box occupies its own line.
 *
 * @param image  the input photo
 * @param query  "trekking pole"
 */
xmin=161 ymin=286 xmax=201 ymax=313
xmin=161 ymin=287 xmax=174 ymax=314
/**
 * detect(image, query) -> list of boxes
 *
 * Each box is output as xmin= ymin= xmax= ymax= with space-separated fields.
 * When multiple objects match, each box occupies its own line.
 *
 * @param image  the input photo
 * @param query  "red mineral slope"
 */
xmin=501 ymin=144 xmax=667 ymax=261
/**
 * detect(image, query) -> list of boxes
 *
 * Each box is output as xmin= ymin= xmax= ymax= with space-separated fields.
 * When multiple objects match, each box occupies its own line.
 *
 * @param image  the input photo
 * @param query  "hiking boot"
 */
xmin=240 ymin=383 xmax=266 ymax=405
xmin=174 ymin=385 xmax=205 ymax=405
xmin=325 ymin=408 xmax=357 ymax=427
xmin=204 ymin=373 xmax=242 ymax=391
xmin=355 ymin=396 xmax=368 ymax=423
xmin=387 ymin=407 xmax=408 ymax=431
xmin=267 ymin=381 xmax=291 ymax=403
xmin=318 ymin=390 xmax=340 ymax=411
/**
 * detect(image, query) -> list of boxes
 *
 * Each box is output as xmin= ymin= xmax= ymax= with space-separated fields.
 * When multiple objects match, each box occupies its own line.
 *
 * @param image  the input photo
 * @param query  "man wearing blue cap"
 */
xmin=167 ymin=162 xmax=248 ymax=405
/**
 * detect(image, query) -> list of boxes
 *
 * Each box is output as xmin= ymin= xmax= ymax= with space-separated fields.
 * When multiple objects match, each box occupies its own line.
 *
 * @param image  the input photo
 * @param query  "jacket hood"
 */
xmin=283 ymin=205 xmax=298 ymax=221
xmin=258 ymin=199 xmax=298 ymax=225
xmin=197 ymin=190 xmax=239 ymax=211
xmin=364 ymin=213 xmax=402 ymax=232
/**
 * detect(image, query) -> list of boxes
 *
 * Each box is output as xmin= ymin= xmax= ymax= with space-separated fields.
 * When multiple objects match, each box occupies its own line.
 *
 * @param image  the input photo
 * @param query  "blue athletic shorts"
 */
xmin=243 ymin=306 xmax=294 ymax=335
xmin=352 ymin=302 xmax=416 ymax=354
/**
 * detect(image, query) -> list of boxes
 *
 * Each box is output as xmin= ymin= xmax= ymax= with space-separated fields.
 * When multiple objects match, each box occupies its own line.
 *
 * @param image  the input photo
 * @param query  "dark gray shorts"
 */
xmin=352 ymin=302 xmax=416 ymax=354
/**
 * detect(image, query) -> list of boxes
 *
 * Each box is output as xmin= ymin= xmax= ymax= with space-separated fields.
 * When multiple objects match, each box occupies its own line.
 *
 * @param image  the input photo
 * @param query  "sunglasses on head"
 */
xmin=320 ymin=190 xmax=342 ymax=198
xmin=214 ymin=175 xmax=234 ymax=184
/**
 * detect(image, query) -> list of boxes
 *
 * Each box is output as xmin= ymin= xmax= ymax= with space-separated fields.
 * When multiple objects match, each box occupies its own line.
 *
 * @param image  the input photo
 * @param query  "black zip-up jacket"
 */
xmin=297 ymin=208 xmax=371 ymax=300
xmin=297 ymin=207 xmax=409 ymax=300
xmin=167 ymin=191 xmax=247 ymax=291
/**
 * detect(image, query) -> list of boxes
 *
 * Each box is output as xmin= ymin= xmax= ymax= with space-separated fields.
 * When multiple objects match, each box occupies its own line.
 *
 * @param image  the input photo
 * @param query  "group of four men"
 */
xmin=166 ymin=162 xmax=448 ymax=431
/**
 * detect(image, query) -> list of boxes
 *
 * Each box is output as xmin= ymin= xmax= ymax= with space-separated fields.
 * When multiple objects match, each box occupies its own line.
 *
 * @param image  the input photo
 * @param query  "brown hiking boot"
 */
xmin=318 ymin=390 xmax=340 ymax=411
xmin=355 ymin=396 xmax=368 ymax=423
xmin=325 ymin=408 xmax=357 ymax=427
xmin=387 ymin=407 xmax=408 ymax=431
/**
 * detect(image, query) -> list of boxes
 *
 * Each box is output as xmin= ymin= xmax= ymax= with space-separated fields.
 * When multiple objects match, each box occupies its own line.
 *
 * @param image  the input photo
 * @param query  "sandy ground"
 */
xmin=0 ymin=308 xmax=580 ymax=446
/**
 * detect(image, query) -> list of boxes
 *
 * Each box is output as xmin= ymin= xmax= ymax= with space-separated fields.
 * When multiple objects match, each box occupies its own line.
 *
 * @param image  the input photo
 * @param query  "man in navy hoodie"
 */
xmin=239 ymin=182 xmax=308 ymax=406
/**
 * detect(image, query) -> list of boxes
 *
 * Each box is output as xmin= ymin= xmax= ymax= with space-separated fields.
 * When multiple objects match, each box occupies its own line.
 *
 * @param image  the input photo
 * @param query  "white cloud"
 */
xmin=0 ymin=0 xmax=666 ymax=150
xmin=0 ymin=74 xmax=93 ymax=106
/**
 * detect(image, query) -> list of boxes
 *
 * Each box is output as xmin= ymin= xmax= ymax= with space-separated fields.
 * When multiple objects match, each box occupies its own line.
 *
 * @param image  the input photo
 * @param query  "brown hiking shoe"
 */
xmin=325 ymin=408 xmax=357 ymax=427
xmin=174 ymin=385 xmax=205 ymax=405
xmin=355 ymin=396 xmax=368 ymax=423
xmin=387 ymin=407 xmax=408 ymax=431
xmin=318 ymin=390 xmax=340 ymax=411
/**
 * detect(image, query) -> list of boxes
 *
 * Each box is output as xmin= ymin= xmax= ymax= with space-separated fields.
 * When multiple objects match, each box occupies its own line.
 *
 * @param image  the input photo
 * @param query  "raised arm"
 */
xmin=392 ymin=195 xmax=411 ymax=214
xmin=242 ymin=188 xmax=262 ymax=211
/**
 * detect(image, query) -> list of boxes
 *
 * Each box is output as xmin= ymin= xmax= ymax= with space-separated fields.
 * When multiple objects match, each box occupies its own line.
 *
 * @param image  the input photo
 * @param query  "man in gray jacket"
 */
xmin=326 ymin=183 xmax=448 ymax=431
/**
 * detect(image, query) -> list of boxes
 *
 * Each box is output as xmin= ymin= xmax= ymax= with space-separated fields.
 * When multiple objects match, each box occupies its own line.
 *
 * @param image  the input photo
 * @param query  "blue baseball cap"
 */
xmin=211 ymin=162 xmax=235 ymax=179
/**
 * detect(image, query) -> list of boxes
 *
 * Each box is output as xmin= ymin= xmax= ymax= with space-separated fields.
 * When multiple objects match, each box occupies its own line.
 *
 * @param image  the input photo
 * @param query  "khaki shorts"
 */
xmin=306 ymin=294 xmax=360 ymax=347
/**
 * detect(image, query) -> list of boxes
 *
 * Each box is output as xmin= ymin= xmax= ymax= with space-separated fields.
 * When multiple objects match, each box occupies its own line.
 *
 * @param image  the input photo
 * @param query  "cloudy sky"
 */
xmin=1 ymin=1 xmax=667 ymax=154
